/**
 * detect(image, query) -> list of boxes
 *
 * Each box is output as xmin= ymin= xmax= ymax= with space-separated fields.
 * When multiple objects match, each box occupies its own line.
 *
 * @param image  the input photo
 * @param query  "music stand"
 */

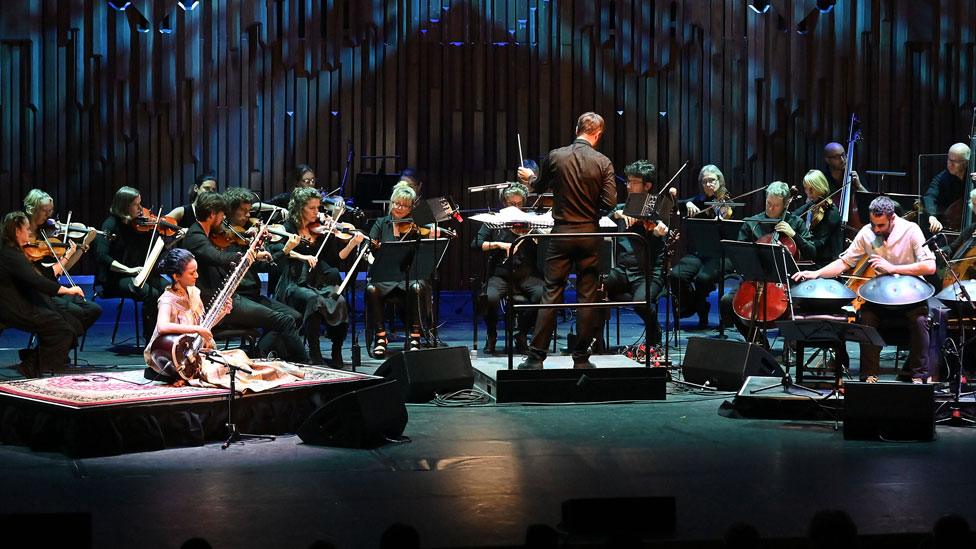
xmin=683 ymin=219 xmax=743 ymax=337
xmin=721 ymin=239 xmax=813 ymax=396
xmin=368 ymin=239 xmax=451 ymax=342
xmin=776 ymin=320 xmax=885 ymax=387
xmin=201 ymin=351 xmax=276 ymax=449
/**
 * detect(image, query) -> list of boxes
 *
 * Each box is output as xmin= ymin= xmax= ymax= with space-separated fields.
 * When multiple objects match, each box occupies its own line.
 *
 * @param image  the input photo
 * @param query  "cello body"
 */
xmin=732 ymin=232 xmax=797 ymax=322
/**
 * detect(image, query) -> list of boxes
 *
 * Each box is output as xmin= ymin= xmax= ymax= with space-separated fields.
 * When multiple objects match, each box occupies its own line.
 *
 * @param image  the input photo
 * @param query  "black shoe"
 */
xmin=485 ymin=330 xmax=497 ymax=355
xmin=331 ymin=345 xmax=345 ymax=369
xmin=517 ymin=358 xmax=544 ymax=370
xmin=573 ymin=360 xmax=596 ymax=369
xmin=307 ymin=356 xmax=326 ymax=366
xmin=696 ymin=302 xmax=711 ymax=329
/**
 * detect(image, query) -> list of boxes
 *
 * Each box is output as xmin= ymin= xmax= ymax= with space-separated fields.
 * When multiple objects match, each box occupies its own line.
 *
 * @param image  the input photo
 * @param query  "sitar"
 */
xmin=147 ymin=221 xmax=272 ymax=380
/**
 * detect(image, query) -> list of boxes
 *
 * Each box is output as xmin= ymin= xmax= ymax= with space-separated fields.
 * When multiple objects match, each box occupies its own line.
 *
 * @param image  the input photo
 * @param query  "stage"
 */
xmin=1 ymin=291 xmax=975 ymax=548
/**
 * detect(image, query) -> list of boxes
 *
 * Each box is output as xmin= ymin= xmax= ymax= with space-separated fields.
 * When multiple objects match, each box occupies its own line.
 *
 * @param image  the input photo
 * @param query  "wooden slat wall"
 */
xmin=1 ymin=0 xmax=975 ymax=289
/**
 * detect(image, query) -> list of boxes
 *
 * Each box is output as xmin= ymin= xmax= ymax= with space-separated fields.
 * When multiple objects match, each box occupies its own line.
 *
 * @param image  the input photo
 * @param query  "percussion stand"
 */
xmin=201 ymin=351 xmax=277 ymax=449
xmin=931 ymin=244 xmax=976 ymax=426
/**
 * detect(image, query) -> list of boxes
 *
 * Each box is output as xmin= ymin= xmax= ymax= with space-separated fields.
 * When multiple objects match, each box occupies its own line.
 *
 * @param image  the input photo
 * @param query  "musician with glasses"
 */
xmin=166 ymin=173 xmax=219 ymax=229
xmin=823 ymin=142 xmax=866 ymax=200
xmin=471 ymin=182 xmax=544 ymax=354
xmin=923 ymin=143 xmax=976 ymax=234
xmin=793 ymin=196 xmax=936 ymax=383
xmin=268 ymin=164 xmax=319 ymax=209
xmin=92 ymin=186 xmax=166 ymax=342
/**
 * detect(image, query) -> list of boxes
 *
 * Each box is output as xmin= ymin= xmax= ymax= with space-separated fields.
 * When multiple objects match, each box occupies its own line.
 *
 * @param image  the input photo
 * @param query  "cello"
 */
xmin=732 ymin=192 xmax=800 ymax=323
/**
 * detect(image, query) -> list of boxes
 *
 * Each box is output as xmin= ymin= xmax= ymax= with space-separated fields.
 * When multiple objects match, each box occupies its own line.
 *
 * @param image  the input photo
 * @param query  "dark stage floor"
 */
xmin=1 ymin=289 xmax=974 ymax=548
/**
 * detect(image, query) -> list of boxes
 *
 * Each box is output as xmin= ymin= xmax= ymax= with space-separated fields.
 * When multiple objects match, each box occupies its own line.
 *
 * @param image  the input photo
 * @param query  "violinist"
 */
xmin=795 ymin=170 xmax=843 ymax=269
xmin=793 ymin=196 xmax=936 ymax=383
xmin=0 ymin=212 xmax=85 ymax=377
xmin=182 ymin=191 xmax=308 ymax=363
xmin=271 ymin=187 xmax=357 ymax=367
xmin=92 ymin=186 xmax=165 ymax=341
xmin=471 ymin=183 xmax=544 ymax=354
xmin=669 ymin=165 xmax=732 ymax=329
xmin=267 ymin=164 xmax=318 ymax=209
xmin=165 ymin=173 xmax=219 ymax=229
xmin=718 ymin=182 xmax=815 ymax=348
xmin=602 ymin=160 xmax=669 ymax=346
xmin=923 ymin=143 xmax=976 ymax=234
xmin=23 ymin=189 xmax=102 ymax=336
xmin=365 ymin=183 xmax=431 ymax=356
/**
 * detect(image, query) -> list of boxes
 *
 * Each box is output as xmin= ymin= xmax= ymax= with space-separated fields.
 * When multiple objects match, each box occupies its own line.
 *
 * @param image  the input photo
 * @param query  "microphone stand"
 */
xmin=930 ymin=235 xmax=976 ymax=426
xmin=201 ymin=350 xmax=277 ymax=448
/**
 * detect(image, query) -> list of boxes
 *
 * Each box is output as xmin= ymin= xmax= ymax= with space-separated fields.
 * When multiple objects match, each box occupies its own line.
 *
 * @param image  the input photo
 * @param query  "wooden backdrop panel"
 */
xmin=1 ymin=0 xmax=975 ymax=289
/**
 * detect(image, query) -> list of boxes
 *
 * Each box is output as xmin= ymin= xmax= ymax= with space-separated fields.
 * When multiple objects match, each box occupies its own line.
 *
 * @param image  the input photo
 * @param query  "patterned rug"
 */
xmin=0 ymin=365 xmax=375 ymax=409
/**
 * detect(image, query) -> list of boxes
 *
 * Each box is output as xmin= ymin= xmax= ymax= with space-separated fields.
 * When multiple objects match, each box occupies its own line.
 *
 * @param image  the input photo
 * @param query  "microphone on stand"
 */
xmin=922 ymin=232 xmax=946 ymax=249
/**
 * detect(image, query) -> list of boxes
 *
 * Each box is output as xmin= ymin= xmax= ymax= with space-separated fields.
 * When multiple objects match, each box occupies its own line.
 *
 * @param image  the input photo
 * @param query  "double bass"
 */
xmin=940 ymin=107 xmax=976 ymax=233
xmin=732 ymin=194 xmax=800 ymax=323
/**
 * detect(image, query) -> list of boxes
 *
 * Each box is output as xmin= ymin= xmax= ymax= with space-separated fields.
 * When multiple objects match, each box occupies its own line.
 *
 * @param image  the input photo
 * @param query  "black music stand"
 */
xmin=368 ymin=239 xmax=451 ymax=343
xmin=683 ymin=219 xmax=743 ymax=337
xmin=721 ymin=239 xmax=813 ymax=396
xmin=776 ymin=320 xmax=885 ymax=387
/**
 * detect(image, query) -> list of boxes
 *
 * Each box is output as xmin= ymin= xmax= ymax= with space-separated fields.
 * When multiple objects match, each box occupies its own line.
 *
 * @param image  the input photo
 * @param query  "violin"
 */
xmin=43 ymin=219 xmax=114 ymax=240
xmin=132 ymin=207 xmax=181 ymax=236
xmin=22 ymin=236 xmax=72 ymax=263
xmin=394 ymin=220 xmax=456 ymax=239
xmin=210 ymin=222 xmax=250 ymax=249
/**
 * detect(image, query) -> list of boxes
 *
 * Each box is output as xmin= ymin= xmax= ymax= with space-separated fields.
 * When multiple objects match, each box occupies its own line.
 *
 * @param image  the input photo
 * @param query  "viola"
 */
xmin=132 ymin=207 xmax=180 ymax=236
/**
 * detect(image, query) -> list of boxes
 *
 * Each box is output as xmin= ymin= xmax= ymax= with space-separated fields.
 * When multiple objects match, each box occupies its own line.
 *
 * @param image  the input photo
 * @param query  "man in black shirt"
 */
xmin=182 ymin=192 xmax=308 ymax=362
xmin=515 ymin=112 xmax=617 ymax=369
xmin=923 ymin=143 xmax=976 ymax=234
xmin=602 ymin=160 xmax=669 ymax=346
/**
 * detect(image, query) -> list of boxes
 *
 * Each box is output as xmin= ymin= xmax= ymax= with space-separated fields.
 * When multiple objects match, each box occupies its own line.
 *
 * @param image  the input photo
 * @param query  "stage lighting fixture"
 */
xmin=748 ymin=1 xmax=771 ymax=14
xmin=816 ymin=0 xmax=836 ymax=13
xmin=178 ymin=1 xmax=200 ymax=10
xmin=108 ymin=1 xmax=131 ymax=10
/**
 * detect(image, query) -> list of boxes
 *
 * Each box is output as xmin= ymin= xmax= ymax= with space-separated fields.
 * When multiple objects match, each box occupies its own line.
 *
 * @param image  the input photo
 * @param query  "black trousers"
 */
xmin=0 ymin=300 xmax=75 ymax=375
xmin=52 ymin=295 xmax=103 ymax=336
xmin=602 ymin=267 xmax=662 ymax=343
xmin=858 ymin=302 xmax=930 ymax=380
xmin=669 ymin=254 xmax=723 ymax=318
xmin=365 ymin=281 xmax=430 ymax=333
xmin=221 ymin=293 xmax=308 ymax=362
xmin=100 ymin=276 xmax=163 ymax=340
xmin=528 ymin=223 xmax=603 ymax=362
xmin=482 ymin=273 xmax=544 ymax=335
xmin=284 ymin=285 xmax=349 ymax=359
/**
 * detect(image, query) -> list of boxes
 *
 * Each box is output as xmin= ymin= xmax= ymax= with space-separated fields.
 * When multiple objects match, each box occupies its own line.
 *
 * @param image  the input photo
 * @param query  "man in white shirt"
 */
xmin=793 ymin=196 xmax=936 ymax=383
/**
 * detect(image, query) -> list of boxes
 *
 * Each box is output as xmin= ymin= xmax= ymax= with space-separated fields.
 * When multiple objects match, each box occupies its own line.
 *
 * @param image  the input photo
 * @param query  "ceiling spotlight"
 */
xmin=178 ymin=1 xmax=200 ymax=10
xmin=816 ymin=0 xmax=836 ymax=13
xmin=748 ymin=1 xmax=771 ymax=14
xmin=108 ymin=1 xmax=131 ymax=10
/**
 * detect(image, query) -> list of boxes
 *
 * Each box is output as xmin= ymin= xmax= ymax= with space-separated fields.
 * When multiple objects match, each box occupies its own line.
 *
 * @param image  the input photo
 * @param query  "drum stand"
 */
xmin=203 ymin=351 xmax=277 ymax=449
xmin=931 ymin=246 xmax=976 ymax=426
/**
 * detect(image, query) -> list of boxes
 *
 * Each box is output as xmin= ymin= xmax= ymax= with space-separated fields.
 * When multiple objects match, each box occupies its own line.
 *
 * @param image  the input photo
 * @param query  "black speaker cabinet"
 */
xmin=297 ymin=380 xmax=408 ymax=448
xmin=682 ymin=337 xmax=785 ymax=390
xmin=843 ymin=382 xmax=935 ymax=441
xmin=495 ymin=367 xmax=667 ymax=403
xmin=375 ymin=346 xmax=475 ymax=403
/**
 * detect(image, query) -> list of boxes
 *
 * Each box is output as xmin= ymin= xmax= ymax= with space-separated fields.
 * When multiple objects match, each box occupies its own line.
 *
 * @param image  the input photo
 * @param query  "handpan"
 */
xmin=791 ymin=278 xmax=856 ymax=310
xmin=857 ymin=274 xmax=934 ymax=306
xmin=935 ymin=280 xmax=976 ymax=315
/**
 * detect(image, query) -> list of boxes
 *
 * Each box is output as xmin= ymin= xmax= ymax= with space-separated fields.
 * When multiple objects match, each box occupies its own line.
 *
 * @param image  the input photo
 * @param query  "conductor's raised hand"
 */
xmin=516 ymin=167 xmax=534 ymax=184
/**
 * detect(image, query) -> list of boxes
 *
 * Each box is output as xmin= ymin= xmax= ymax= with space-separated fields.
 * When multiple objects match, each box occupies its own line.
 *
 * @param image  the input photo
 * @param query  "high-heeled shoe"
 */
xmin=407 ymin=329 xmax=422 ymax=351
xmin=372 ymin=331 xmax=388 ymax=358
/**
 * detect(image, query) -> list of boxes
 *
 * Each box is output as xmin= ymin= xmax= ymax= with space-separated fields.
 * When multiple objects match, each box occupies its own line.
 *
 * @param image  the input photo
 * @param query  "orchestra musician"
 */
xmin=272 ymin=187 xmax=360 ymax=367
xmin=92 ymin=186 xmax=166 ymax=342
xmin=602 ymin=160 xmax=669 ymax=346
xmin=23 ymin=189 xmax=103 ymax=336
xmin=795 ymin=170 xmax=844 ymax=269
xmin=0 ymin=212 xmax=86 ymax=377
xmin=471 ymin=183 xmax=544 ymax=354
xmin=165 ymin=173 xmax=219 ymax=229
xmin=923 ymin=143 xmax=976 ymax=234
xmin=823 ymin=142 xmax=866 ymax=200
xmin=719 ymin=182 xmax=815 ymax=349
xmin=669 ymin=165 xmax=732 ymax=329
xmin=182 ymin=191 xmax=308 ymax=363
xmin=268 ymin=164 xmax=318 ymax=209
xmin=793 ymin=196 xmax=936 ymax=383
xmin=366 ymin=183 xmax=433 ymax=357
xmin=515 ymin=112 xmax=617 ymax=370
